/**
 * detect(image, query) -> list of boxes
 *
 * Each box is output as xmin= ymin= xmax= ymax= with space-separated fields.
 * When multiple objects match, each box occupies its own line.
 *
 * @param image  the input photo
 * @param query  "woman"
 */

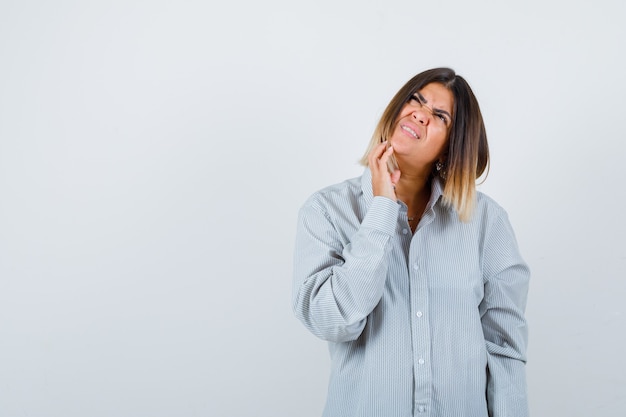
xmin=292 ymin=68 xmax=529 ymax=417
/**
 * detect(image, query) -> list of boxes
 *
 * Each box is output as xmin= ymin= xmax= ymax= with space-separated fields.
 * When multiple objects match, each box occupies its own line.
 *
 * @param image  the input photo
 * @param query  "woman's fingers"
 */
xmin=369 ymin=141 xmax=395 ymax=172
xmin=390 ymin=168 xmax=401 ymax=186
xmin=379 ymin=144 xmax=395 ymax=167
xmin=368 ymin=141 xmax=388 ymax=168
xmin=369 ymin=141 xmax=398 ymax=201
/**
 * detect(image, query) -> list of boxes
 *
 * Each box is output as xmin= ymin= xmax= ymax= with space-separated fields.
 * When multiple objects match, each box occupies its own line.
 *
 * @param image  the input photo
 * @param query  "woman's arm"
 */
xmin=292 ymin=195 xmax=399 ymax=343
xmin=293 ymin=143 xmax=401 ymax=343
xmin=480 ymin=210 xmax=530 ymax=417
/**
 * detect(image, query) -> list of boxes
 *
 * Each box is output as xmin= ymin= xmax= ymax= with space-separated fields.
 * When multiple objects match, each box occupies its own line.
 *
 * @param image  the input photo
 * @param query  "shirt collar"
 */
xmin=428 ymin=175 xmax=444 ymax=210
xmin=361 ymin=167 xmax=375 ymax=204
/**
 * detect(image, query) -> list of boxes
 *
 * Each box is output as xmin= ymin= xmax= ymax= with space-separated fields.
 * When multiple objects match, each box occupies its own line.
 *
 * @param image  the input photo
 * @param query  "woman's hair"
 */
xmin=359 ymin=67 xmax=489 ymax=222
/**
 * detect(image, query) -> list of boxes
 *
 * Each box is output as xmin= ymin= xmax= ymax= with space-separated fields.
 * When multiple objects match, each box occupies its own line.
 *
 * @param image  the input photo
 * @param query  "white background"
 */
xmin=1 ymin=1 xmax=625 ymax=416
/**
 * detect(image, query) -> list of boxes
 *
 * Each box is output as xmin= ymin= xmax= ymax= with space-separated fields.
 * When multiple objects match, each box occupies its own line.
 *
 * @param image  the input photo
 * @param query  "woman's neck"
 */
xmin=395 ymin=176 xmax=430 ymax=206
xmin=393 ymin=163 xmax=433 ymax=222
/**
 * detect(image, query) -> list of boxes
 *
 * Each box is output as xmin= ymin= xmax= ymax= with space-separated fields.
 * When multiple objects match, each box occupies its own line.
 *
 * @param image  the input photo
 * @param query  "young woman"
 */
xmin=293 ymin=67 xmax=529 ymax=417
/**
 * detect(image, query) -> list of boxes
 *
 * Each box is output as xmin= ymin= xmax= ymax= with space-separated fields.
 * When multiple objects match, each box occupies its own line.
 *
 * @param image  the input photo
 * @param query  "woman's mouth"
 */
xmin=401 ymin=125 xmax=420 ymax=139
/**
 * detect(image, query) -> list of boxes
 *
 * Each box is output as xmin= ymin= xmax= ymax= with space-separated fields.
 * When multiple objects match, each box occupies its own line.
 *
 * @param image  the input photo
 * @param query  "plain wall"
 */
xmin=1 ymin=0 xmax=625 ymax=416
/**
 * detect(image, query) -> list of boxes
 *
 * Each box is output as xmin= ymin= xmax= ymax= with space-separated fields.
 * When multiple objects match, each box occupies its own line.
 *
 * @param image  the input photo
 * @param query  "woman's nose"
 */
xmin=413 ymin=107 xmax=430 ymax=125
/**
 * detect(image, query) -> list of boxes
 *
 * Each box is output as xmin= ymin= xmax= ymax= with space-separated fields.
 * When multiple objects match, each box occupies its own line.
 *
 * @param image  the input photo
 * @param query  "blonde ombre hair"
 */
xmin=359 ymin=68 xmax=489 ymax=222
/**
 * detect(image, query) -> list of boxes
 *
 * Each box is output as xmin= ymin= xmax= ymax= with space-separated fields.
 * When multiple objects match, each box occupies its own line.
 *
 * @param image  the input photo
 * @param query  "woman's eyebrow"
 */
xmin=415 ymin=92 xmax=452 ymax=119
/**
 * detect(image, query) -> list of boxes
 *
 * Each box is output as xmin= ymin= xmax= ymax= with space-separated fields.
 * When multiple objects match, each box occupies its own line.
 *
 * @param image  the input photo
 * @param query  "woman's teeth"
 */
xmin=402 ymin=125 xmax=418 ymax=139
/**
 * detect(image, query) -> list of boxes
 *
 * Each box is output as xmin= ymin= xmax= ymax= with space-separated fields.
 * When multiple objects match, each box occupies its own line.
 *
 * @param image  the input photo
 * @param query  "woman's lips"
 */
xmin=401 ymin=124 xmax=420 ymax=139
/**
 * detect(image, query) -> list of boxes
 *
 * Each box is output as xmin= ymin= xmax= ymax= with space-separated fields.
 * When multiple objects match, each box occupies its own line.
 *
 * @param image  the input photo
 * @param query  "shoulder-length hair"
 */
xmin=359 ymin=67 xmax=489 ymax=222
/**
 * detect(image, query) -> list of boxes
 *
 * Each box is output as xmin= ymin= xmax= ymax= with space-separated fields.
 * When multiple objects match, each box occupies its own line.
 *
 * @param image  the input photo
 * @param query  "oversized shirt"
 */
xmin=292 ymin=168 xmax=529 ymax=417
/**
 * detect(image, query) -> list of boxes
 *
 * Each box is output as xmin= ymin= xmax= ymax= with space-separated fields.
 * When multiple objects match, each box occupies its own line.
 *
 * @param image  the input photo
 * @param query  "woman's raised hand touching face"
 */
xmin=368 ymin=141 xmax=401 ymax=202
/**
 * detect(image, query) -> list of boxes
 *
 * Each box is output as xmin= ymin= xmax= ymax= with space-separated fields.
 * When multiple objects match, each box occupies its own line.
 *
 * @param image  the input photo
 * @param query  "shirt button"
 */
xmin=416 ymin=311 xmax=423 ymax=318
xmin=418 ymin=405 xmax=425 ymax=413
xmin=402 ymin=228 xmax=408 ymax=235
xmin=413 ymin=263 xmax=419 ymax=270
xmin=418 ymin=358 xmax=425 ymax=365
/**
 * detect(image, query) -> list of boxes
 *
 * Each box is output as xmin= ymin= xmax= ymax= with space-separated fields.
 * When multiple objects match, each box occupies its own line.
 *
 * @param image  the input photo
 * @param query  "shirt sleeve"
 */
xmin=480 ymin=210 xmax=530 ymax=417
xmin=292 ymin=196 xmax=399 ymax=343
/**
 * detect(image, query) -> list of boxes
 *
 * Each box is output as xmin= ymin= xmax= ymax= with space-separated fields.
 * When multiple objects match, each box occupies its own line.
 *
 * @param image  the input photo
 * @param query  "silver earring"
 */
xmin=435 ymin=161 xmax=444 ymax=172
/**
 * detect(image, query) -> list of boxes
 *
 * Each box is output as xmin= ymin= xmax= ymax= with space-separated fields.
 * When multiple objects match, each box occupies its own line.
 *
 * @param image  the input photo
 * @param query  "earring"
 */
xmin=435 ymin=161 xmax=447 ymax=179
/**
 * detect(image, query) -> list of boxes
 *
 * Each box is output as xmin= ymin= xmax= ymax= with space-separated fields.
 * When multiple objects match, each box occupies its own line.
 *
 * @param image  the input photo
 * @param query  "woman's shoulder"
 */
xmin=301 ymin=174 xmax=365 ymax=212
xmin=474 ymin=190 xmax=510 ymax=220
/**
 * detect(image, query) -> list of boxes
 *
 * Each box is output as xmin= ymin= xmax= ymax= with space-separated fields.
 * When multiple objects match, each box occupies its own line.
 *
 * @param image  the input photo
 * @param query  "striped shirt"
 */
xmin=292 ymin=168 xmax=529 ymax=417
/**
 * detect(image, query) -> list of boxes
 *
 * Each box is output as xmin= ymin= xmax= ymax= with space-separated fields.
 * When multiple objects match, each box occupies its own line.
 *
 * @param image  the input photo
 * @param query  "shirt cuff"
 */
xmin=360 ymin=196 xmax=399 ymax=235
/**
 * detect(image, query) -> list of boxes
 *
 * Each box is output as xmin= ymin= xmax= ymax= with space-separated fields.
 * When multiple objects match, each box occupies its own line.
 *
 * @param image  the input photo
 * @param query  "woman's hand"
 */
xmin=368 ymin=141 xmax=401 ymax=201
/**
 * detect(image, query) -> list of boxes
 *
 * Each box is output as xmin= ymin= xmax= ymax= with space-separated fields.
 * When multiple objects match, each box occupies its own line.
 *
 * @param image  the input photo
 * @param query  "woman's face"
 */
xmin=389 ymin=82 xmax=454 ymax=167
